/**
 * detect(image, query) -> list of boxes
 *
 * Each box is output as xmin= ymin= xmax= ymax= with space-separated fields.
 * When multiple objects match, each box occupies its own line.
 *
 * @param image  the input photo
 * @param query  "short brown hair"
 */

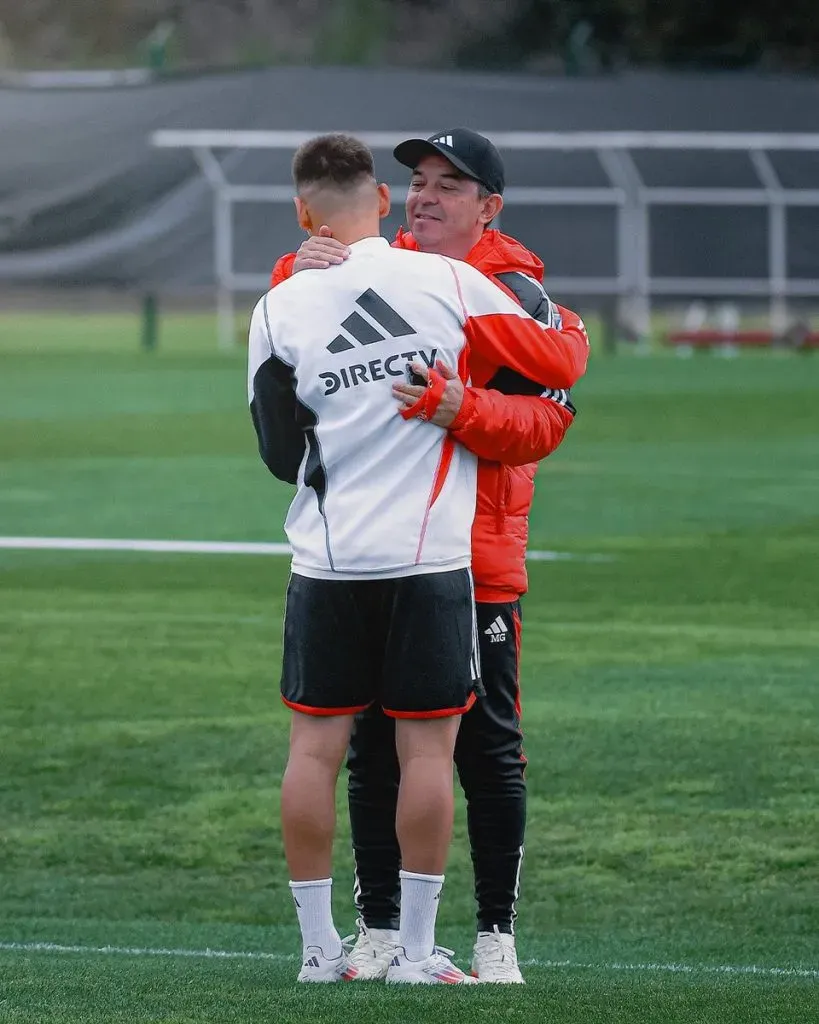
xmin=292 ymin=133 xmax=375 ymax=191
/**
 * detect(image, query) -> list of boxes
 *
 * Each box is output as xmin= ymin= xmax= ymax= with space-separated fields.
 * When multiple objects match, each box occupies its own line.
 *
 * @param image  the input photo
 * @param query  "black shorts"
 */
xmin=281 ymin=569 xmax=480 ymax=718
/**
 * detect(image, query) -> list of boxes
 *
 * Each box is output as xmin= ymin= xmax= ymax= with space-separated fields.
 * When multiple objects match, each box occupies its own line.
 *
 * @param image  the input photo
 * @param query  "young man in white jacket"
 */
xmin=248 ymin=132 xmax=577 ymax=985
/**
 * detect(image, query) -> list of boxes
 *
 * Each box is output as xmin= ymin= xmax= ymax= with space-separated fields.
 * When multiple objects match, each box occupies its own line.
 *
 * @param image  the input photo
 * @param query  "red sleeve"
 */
xmin=464 ymin=312 xmax=587 ymax=390
xmin=450 ymin=261 xmax=589 ymax=389
xmin=553 ymin=305 xmax=590 ymax=384
xmin=270 ymin=253 xmax=297 ymax=288
xmin=448 ymin=390 xmax=573 ymax=465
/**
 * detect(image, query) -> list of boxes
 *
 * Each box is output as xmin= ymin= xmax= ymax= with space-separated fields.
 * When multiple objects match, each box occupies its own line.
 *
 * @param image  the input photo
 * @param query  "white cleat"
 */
xmin=296 ymin=944 xmax=359 ymax=983
xmin=343 ymin=919 xmax=399 ymax=981
xmin=471 ymin=927 xmax=525 ymax=983
xmin=386 ymin=945 xmax=477 ymax=985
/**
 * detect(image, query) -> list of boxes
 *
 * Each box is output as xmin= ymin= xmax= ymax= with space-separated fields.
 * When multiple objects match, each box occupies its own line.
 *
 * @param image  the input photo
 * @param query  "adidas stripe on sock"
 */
xmin=399 ymin=869 xmax=444 ymax=961
xmin=290 ymin=878 xmax=342 ymax=958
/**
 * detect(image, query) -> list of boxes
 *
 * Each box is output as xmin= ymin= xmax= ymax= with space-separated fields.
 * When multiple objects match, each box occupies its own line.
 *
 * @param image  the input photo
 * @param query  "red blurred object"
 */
xmin=667 ymin=329 xmax=819 ymax=348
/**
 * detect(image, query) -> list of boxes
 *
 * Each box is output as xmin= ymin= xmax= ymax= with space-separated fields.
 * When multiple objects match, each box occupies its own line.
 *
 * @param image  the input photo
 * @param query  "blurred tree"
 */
xmin=454 ymin=0 xmax=819 ymax=71
xmin=140 ymin=20 xmax=176 ymax=69
xmin=0 ymin=19 xmax=14 ymax=68
xmin=0 ymin=0 xmax=817 ymax=71
xmin=315 ymin=0 xmax=392 ymax=65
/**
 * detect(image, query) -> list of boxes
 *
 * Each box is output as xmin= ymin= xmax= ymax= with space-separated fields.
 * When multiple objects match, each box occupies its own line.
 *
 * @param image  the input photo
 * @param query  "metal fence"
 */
xmin=152 ymin=130 xmax=819 ymax=349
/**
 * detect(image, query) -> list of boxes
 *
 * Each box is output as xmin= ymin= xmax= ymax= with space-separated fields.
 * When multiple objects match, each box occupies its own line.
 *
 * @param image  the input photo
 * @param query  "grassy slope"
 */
xmin=0 ymin=317 xmax=817 ymax=1021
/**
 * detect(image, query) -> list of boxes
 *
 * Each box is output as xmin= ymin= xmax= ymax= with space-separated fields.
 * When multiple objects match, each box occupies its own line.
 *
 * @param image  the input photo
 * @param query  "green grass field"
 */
xmin=1 ymin=315 xmax=818 ymax=1022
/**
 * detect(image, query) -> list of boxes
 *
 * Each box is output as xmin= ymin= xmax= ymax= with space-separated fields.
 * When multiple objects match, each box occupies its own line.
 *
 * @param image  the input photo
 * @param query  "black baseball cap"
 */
xmin=394 ymin=128 xmax=505 ymax=196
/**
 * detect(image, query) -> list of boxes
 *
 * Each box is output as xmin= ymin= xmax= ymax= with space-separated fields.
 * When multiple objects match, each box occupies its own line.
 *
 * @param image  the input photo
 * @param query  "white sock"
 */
xmin=289 ymin=878 xmax=341 ymax=958
xmin=399 ymin=869 xmax=444 ymax=961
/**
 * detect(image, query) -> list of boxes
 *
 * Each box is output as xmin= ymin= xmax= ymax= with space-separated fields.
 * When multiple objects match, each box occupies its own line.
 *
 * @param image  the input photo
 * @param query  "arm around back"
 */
xmin=452 ymin=260 xmax=589 ymax=389
xmin=448 ymin=389 xmax=574 ymax=466
xmin=270 ymin=253 xmax=297 ymax=288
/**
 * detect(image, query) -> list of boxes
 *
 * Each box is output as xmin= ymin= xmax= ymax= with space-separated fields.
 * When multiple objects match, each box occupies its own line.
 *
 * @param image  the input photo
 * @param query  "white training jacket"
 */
xmin=248 ymin=235 xmax=565 ymax=580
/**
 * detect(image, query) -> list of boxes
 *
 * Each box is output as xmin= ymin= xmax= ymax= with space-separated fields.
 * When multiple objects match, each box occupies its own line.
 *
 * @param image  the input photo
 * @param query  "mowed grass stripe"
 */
xmin=1 ymin=332 xmax=817 ymax=1021
xmin=2 ymin=941 xmax=817 ymax=979
xmin=3 ymin=607 xmax=819 ymax=651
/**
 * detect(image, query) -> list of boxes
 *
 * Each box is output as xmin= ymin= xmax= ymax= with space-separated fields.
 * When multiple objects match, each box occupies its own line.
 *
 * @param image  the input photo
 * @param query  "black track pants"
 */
xmin=347 ymin=600 xmax=526 ymax=934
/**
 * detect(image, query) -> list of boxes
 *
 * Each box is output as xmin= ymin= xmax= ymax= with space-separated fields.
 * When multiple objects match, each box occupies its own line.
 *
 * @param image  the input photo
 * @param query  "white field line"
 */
xmin=0 ymin=941 xmax=816 ymax=979
xmin=0 ymin=536 xmax=612 ymax=562
xmin=0 ymin=941 xmax=293 ymax=962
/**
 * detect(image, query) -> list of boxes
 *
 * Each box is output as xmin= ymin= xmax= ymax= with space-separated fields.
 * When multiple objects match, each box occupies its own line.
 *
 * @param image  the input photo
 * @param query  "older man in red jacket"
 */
xmin=270 ymin=129 xmax=588 ymax=983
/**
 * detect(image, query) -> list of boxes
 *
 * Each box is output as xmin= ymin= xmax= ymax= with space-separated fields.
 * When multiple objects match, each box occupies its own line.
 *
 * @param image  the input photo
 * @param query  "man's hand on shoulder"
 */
xmin=392 ymin=361 xmax=464 ymax=428
xmin=293 ymin=225 xmax=351 ymax=272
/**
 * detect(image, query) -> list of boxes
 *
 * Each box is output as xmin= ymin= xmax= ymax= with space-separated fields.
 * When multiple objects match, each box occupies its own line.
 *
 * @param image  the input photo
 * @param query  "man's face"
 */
xmin=405 ymin=154 xmax=494 ymax=258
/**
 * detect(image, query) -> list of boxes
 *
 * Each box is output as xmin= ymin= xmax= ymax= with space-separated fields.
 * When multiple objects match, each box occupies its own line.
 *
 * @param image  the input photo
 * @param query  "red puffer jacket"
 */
xmin=270 ymin=229 xmax=588 ymax=602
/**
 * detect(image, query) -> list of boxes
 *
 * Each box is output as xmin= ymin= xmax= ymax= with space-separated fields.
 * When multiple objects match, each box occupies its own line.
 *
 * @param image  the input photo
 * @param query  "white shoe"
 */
xmin=471 ymin=928 xmax=525 ymax=983
xmin=297 ymin=944 xmax=359 ymax=983
xmin=343 ymin=919 xmax=399 ymax=981
xmin=386 ymin=945 xmax=477 ymax=985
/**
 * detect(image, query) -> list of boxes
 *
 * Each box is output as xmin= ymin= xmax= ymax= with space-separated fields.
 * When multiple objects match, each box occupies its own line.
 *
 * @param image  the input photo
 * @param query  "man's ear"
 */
xmin=294 ymin=196 xmax=313 ymax=234
xmin=480 ymin=193 xmax=503 ymax=226
xmin=377 ymin=182 xmax=391 ymax=220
